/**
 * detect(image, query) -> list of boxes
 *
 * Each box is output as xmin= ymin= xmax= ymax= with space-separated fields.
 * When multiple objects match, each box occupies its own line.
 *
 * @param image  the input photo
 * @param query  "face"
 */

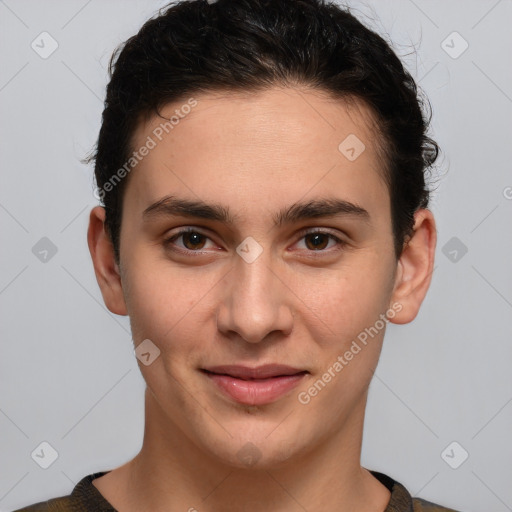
xmin=90 ymin=86 xmax=434 ymax=470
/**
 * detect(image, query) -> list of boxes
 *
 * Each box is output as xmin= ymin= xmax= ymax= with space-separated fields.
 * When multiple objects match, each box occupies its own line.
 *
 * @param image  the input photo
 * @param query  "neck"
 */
xmin=96 ymin=388 xmax=390 ymax=512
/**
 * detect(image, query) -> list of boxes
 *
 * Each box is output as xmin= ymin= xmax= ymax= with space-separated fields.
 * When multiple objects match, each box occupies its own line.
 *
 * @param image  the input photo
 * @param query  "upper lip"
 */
xmin=202 ymin=364 xmax=307 ymax=380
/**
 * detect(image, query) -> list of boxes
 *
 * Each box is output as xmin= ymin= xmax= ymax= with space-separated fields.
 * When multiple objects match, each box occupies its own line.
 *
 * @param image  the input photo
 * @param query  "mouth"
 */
xmin=200 ymin=365 xmax=309 ymax=405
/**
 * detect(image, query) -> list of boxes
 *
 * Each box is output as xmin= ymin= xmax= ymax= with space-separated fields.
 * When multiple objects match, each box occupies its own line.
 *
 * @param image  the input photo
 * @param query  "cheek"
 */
xmin=304 ymin=257 xmax=394 ymax=338
xmin=123 ymin=236 xmax=395 ymax=352
xmin=124 ymin=267 xmax=205 ymax=394
xmin=123 ymin=245 xmax=178 ymax=312
xmin=122 ymin=252 xmax=219 ymax=353
xmin=299 ymin=272 xmax=392 ymax=420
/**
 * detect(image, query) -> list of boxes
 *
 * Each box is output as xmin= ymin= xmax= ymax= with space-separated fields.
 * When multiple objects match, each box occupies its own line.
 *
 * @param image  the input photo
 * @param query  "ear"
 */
xmin=87 ymin=206 xmax=128 ymax=316
xmin=388 ymin=208 xmax=437 ymax=324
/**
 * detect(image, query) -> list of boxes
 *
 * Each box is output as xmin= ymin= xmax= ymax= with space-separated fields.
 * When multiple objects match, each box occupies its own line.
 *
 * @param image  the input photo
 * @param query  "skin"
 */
xmin=87 ymin=86 xmax=436 ymax=512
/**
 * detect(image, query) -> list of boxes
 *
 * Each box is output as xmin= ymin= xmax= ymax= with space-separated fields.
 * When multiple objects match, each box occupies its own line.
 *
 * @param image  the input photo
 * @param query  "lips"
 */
xmin=203 ymin=364 xmax=307 ymax=380
xmin=201 ymin=364 xmax=308 ymax=405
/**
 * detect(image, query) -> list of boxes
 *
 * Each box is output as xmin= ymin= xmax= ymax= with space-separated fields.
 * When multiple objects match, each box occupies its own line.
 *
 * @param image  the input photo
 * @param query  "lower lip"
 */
xmin=203 ymin=371 xmax=307 ymax=405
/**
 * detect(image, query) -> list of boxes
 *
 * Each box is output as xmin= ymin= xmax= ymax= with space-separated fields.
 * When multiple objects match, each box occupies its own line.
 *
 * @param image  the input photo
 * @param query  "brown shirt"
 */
xmin=12 ymin=470 xmax=461 ymax=511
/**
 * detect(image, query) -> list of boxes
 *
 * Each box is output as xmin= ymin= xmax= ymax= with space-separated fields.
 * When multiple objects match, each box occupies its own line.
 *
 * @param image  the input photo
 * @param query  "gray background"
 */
xmin=1 ymin=0 xmax=511 ymax=511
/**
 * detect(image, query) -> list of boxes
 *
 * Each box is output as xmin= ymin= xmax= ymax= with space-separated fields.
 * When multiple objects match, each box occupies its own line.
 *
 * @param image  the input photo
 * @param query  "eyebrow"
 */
xmin=142 ymin=195 xmax=371 ymax=227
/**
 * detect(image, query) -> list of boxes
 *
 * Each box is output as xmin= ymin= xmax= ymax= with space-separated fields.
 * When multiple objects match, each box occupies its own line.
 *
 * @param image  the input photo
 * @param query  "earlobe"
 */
xmin=388 ymin=209 xmax=437 ymax=325
xmin=87 ymin=206 xmax=128 ymax=316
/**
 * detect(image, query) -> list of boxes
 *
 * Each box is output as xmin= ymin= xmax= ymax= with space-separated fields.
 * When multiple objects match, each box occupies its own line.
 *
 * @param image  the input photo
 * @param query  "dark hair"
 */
xmin=85 ymin=0 xmax=439 ymax=263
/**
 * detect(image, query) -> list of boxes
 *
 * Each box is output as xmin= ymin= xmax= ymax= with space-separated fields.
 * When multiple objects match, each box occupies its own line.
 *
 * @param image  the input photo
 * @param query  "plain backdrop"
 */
xmin=1 ymin=1 xmax=511 ymax=511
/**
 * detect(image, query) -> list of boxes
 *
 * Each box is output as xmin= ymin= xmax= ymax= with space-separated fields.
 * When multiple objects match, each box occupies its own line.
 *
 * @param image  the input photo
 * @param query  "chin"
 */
xmin=201 ymin=428 xmax=309 ymax=471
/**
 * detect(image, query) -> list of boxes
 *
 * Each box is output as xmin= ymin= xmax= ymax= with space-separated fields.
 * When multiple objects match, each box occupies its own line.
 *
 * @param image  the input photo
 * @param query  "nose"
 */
xmin=216 ymin=246 xmax=294 ymax=344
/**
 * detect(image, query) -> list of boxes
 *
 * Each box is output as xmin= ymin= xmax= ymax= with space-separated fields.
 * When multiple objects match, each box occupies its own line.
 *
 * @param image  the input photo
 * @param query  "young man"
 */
xmin=16 ymin=0 xmax=459 ymax=510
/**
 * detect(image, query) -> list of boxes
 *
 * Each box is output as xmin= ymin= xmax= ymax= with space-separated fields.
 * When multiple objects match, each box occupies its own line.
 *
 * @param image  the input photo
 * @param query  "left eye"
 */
xmin=163 ymin=228 xmax=344 ymax=254
xmin=296 ymin=231 xmax=342 ymax=251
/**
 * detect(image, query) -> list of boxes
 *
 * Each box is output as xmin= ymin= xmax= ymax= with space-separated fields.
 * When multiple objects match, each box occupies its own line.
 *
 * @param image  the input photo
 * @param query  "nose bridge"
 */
xmin=217 ymin=238 xmax=293 ymax=343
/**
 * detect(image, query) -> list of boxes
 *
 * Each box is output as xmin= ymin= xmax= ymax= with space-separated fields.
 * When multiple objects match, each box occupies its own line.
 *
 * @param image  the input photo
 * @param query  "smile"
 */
xmin=201 ymin=364 xmax=309 ymax=405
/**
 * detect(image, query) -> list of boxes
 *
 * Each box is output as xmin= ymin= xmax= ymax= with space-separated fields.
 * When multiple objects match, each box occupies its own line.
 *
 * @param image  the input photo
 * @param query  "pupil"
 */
xmin=308 ymin=233 xmax=327 ymax=250
xmin=186 ymin=232 xmax=203 ymax=249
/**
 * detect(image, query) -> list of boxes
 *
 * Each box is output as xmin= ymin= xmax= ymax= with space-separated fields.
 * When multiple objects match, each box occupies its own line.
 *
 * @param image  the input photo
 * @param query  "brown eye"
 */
xmin=304 ymin=232 xmax=330 ymax=251
xmin=163 ymin=227 xmax=345 ymax=257
xmin=163 ymin=229 xmax=214 ymax=254
xmin=181 ymin=231 xmax=207 ymax=250
xmin=295 ymin=230 xmax=345 ymax=253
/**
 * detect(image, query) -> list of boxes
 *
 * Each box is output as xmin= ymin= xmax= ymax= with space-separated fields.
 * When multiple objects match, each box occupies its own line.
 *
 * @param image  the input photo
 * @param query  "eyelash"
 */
xmin=162 ymin=227 xmax=346 ymax=256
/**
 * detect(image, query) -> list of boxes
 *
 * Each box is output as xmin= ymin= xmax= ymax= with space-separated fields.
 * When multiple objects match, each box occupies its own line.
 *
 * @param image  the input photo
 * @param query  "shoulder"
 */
xmin=370 ymin=470 xmax=463 ymax=512
xmin=12 ymin=495 xmax=74 ymax=511
xmin=412 ymin=496 xmax=462 ymax=511
xmin=11 ymin=471 xmax=115 ymax=512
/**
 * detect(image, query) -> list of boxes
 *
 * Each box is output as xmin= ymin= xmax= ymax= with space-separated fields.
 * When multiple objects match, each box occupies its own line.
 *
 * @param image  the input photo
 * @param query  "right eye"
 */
xmin=163 ymin=228 xmax=218 ymax=254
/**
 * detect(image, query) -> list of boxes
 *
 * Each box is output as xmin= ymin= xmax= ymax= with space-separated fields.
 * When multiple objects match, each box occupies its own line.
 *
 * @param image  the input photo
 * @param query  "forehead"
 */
xmin=134 ymin=86 xmax=384 ymax=161
xmin=124 ymin=86 xmax=390 ymax=227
